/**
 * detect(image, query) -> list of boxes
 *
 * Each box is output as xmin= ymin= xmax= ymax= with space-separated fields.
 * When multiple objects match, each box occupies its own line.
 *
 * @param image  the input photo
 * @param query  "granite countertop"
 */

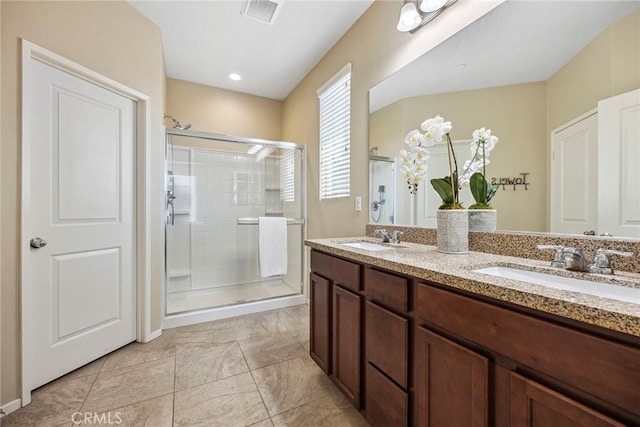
xmin=305 ymin=237 xmax=640 ymax=338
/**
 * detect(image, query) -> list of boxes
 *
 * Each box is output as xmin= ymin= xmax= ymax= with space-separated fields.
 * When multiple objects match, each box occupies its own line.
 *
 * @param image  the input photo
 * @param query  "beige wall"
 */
xmin=371 ymin=82 xmax=548 ymax=231
xmin=1 ymin=0 xmax=166 ymax=405
xmin=167 ymin=78 xmax=283 ymax=141
xmin=282 ymin=0 xmax=504 ymax=240
xmin=547 ymin=12 xmax=640 ymax=132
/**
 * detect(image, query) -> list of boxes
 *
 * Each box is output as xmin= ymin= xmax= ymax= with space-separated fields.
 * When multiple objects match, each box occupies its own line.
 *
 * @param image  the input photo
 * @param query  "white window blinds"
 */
xmin=318 ymin=63 xmax=351 ymax=200
xmin=280 ymin=149 xmax=295 ymax=203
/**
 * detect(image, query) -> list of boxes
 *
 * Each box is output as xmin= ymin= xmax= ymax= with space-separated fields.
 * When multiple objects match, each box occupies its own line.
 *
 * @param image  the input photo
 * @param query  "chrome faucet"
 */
xmin=539 ymin=244 xmax=634 ymax=275
xmin=562 ymin=248 xmax=591 ymax=272
xmin=374 ymin=229 xmax=403 ymax=244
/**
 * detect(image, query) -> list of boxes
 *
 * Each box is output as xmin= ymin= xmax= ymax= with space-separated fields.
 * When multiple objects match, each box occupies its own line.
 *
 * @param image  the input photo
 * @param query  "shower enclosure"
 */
xmin=369 ymin=156 xmax=396 ymax=224
xmin=164 ymin=129 xmax=306 ymax=323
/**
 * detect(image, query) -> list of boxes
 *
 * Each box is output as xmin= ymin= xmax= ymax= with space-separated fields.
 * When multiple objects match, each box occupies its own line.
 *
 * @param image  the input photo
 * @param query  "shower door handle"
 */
xmin=168 ymin=201 xmax=175 ymax=226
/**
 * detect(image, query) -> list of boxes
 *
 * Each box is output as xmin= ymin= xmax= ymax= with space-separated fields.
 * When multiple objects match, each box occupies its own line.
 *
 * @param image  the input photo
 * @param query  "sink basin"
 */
xmin=473 ymin=266 xmax=640 ymax=304
xmin=340 ymin=241 xmax=398 ymax=251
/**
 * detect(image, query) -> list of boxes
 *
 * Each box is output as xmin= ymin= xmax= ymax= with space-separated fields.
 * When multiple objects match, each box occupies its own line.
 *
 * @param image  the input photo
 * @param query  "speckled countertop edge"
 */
xmin=306 ymin=237 xmax=640 ymax=338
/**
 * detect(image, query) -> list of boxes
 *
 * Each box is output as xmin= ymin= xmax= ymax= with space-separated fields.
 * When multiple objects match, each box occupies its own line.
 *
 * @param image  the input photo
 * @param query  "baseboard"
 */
xmin=144 ymin=328 xmax=163 ymax=342
xmin=0 ymin=398 xmax=22 ymax=418
xmin=163 ymin=294 xmax=307 ymax=329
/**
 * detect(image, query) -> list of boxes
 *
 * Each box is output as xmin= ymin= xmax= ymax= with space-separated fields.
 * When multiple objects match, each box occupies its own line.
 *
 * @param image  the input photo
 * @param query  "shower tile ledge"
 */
xmin=305 ymin=237 xmax=640 ymax=338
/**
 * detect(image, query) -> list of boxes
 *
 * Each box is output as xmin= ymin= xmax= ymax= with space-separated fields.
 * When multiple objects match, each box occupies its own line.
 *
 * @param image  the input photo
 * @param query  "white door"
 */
xmin=598 ymin=89 xmax=640 ymax=238
xmin=22 ymin=52 xmax=136 ymax=402
xmin=550 ymin=112 xmax=598 ymax=234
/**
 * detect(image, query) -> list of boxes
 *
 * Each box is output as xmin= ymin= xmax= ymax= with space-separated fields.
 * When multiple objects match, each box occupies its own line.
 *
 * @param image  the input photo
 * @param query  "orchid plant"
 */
xmin=400 ymin=117 xmax=500 ymax=210
xmin=400 ymin=116 xmax=461 ymax=209
xmin=460 ymin=128 xmax=500 ymax=209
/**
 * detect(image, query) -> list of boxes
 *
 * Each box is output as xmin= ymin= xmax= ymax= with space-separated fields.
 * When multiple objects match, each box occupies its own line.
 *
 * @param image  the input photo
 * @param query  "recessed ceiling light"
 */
xmin=229 ymin=73 xmax=242 ymax=81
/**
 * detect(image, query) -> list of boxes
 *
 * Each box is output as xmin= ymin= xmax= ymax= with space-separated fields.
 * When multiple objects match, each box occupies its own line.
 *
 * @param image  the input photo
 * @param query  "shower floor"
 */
xmin=166 ymin=279 xmax=300 ymax=314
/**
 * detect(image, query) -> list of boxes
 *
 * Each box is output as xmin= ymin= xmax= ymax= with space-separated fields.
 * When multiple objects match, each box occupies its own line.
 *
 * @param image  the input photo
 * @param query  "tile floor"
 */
xmin=2 ymin=304 xmax=369 ymax=427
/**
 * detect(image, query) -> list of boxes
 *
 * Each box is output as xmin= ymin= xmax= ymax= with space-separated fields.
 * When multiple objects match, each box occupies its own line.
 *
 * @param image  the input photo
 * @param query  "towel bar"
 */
xmin=237 ymin=217 xmax=304 ymax=225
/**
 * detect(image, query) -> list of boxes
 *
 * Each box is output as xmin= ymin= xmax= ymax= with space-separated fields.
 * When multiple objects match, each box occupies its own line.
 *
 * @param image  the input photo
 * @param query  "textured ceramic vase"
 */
xmin=468 ymin=209 xmax=497 ymax=232
xmin=436 ymin=209 xmax=469 ymax=254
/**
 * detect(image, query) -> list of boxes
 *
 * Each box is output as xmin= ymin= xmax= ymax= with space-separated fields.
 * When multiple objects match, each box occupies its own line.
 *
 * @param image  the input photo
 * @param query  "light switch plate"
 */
xmin=355 ymin=196 xmax=362 ymax=211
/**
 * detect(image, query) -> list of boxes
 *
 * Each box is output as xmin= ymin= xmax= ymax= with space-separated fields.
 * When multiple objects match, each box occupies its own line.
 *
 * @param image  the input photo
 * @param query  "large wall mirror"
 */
xmin=368 ymin=0 xmax=640 ymax=238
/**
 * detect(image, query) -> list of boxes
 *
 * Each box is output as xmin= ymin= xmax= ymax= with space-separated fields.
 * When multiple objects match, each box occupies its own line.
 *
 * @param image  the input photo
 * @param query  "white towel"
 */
xmin=259 ymin=216 xmax=288 ymax=278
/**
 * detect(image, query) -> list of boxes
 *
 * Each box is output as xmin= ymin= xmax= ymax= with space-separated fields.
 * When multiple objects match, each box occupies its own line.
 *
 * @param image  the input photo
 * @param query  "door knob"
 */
xmin=30 ymin=237 xmax=47 ymax=248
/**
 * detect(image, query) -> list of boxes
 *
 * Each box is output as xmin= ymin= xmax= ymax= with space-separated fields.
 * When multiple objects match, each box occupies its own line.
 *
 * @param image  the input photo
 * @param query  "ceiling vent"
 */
xmin=241 ymin=0 xmax=283 ymax=25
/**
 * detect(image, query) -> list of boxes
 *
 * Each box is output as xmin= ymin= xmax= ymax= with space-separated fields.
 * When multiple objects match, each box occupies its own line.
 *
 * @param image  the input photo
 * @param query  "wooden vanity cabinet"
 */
xmin=332 ymin=284 xmax=361 ymax=406
xmin=364 ymin=267 xmax=411 ymax=427
xmin=415 ymin=282 xmax=640 ymax=426
xmin=309 ymin=249 xmax=640 ymax=426
xmin=310 ymin=250 xmax=363 ymax=408
xmin=510 ymin=373 xmax=625 ymax=427
xmin=414 ymin=326 xmax=489 ymax=427
xmin=309 ymin=273 xmax=331 ymax=374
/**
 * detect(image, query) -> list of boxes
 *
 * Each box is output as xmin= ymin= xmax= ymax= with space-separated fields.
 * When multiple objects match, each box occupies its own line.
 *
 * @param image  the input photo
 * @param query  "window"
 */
xmin=318 ymin=63 xmax=351 ymax=199
xmin=280 ymin=148 xmax=295 ymax=203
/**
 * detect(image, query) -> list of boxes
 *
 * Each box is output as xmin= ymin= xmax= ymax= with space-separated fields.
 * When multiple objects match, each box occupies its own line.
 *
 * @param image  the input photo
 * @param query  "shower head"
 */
xmin=164 ymin=114 xmax=191 ymax=130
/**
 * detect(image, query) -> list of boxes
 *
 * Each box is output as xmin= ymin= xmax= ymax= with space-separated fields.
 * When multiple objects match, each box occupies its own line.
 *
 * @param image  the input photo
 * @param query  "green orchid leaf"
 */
xmin=469 ymin=172 xmax=486 ymax=203
xmin=486 ymin=183 xmax=499 ymax=202
xmin=430 ymin=177 xmax=454 ymax=204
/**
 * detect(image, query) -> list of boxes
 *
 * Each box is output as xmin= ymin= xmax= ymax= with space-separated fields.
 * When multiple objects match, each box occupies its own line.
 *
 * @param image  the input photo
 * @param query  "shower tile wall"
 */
xmin=191 ymin=150 xmax=265 ymax=289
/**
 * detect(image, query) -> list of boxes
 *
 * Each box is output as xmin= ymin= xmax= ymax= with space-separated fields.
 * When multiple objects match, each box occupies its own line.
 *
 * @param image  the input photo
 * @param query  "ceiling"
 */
xmin=370 ymin=0 xmax=640 ymax=112
xmin=129 ymin=0 xmax=374 ymax=101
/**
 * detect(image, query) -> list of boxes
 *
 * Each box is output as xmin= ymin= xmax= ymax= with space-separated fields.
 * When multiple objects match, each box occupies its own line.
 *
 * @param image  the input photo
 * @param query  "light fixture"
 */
xmin=229 ymin=73 xmax=242 ymax=81
xmin=397 ymin=0 xmax=457 ymax=34
xmin=420 ymin=0 xmax=447 ymax=13
xmin=397 ymin=1 xmax=422 ymax=32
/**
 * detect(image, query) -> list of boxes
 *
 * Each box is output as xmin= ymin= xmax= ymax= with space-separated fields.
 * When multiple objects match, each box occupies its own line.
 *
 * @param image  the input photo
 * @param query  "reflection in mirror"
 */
xmin=369 ymin=0 xmax=640 ymax=238
xmin=369 ymin=154 xmax=396 ymax=224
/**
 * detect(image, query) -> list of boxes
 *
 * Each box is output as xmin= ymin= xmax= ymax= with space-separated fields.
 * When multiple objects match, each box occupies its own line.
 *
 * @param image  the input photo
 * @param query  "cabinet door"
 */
xmin=310 ymin=273 xmax=331 ymax=374
xmin=510 ymin=373 xmax=624 ymax=427
xmin=332 ymin=284 xmax=361 ymax=408
xmin=415 ymin=326 xmax=489 ymax=427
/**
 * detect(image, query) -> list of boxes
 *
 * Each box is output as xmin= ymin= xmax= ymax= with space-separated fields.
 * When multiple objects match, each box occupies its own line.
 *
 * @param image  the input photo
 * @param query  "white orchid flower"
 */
xmin=404 ymin=129 xmax=424 ymax=148
xmin=421 ymin=115 xmax=452 ymax=144
xmin=472 ymin=127 xmax=499 ymax=156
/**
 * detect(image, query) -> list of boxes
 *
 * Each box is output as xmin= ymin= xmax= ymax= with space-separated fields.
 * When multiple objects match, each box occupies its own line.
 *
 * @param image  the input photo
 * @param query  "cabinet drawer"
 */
xmin=365 ymin=267 xmax=408 ymax=312
xmin=366 ymin=301 xmax=408 ymax=388
xmin=366 ymin=363 xmax=408 ymax=427
xmin=311 ymin=250 xmax=361 ymax=291
xmin=416 ymin=283 xmax=640 ymax=416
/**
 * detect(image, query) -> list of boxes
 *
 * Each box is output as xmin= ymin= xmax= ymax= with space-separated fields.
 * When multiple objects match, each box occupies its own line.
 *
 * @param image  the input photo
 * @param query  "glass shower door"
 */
xmin=165 ymin=132 xmax=305 ymax=315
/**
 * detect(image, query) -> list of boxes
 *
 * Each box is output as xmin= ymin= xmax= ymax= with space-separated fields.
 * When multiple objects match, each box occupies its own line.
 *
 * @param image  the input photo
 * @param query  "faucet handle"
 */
xmin=390 ymin=230 xmax=404 ymax=243
xmin=598 ymin=249 xmax=634 ymax=258
xmin=537 ymin=245 xmax=565 ymax=268
xmin=590 ymin=248 xmax=634 ymax=275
